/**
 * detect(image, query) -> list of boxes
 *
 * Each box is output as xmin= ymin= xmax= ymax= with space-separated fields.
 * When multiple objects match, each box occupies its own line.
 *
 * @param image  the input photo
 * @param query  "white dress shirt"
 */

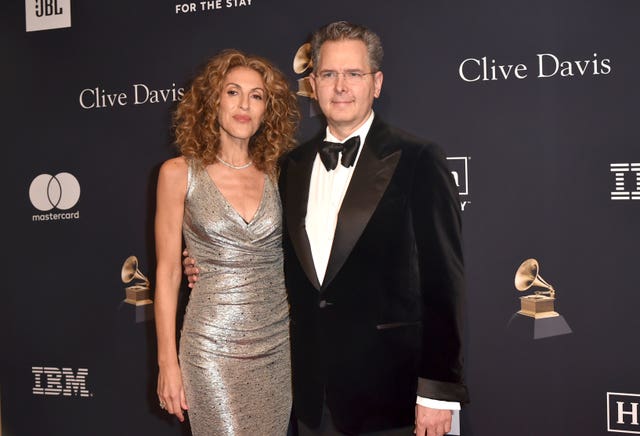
xmin=306 ymin=113 xmax=373 ymax=285
xmin=305 ymin=111 xmax=459 ymax=411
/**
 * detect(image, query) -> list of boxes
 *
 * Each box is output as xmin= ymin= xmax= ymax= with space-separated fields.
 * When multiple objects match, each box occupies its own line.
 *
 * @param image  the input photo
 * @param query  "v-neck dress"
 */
xmin=179 ymin=160 xmax=291 ymax=436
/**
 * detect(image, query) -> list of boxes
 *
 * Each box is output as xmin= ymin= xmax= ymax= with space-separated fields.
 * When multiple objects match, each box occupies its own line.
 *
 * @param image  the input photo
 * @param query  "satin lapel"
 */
xmin=322 ymin=123 xmax=401 ymax=289
xmin=285 ymin=143 xmax=322 ymax=290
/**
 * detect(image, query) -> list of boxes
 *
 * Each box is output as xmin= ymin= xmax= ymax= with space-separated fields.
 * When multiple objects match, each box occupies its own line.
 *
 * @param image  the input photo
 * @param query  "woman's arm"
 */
xmin=154 ymin=157 xmax=189 ymax=422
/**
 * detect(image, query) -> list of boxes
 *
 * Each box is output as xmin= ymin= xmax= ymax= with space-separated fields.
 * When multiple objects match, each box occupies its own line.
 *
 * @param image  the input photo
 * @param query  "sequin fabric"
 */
xmin=179 ymin=161 xmax=291 ymax=435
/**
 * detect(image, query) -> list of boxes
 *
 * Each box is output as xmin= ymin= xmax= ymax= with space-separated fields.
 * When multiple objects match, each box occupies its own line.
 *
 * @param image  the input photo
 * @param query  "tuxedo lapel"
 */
xmin=322 ymin=117 xmax=401 ymax=289
xmin=285 ymin=140 xmax=322 ymax=290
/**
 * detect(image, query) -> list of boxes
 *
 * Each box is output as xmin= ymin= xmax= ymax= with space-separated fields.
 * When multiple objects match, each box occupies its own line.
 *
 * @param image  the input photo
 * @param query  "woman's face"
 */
xmin=217 ymin=66 xmax=266 ymax=145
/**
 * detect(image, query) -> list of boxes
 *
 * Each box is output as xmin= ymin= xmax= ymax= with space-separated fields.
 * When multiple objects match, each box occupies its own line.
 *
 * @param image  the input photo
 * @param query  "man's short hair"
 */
xmin=310 ymin=21 xmax=384 ymax=73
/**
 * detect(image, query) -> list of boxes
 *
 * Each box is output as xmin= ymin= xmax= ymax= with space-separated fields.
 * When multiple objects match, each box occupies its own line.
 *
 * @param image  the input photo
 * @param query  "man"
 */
xmin=186 ymin=21 xmax=469 ymax=436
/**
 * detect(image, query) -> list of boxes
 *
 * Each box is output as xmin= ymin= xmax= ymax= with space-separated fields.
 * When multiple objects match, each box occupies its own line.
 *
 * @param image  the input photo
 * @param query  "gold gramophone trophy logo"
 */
xmin=510 ymin=258 xmax=571 ymax=339
xmin=121 ymin=255 xmax=153 ymax=322
xmin=514 ymin=258 xmax=558 ymax=319
xmin=293 ymin=42 xmax=315 ymax=99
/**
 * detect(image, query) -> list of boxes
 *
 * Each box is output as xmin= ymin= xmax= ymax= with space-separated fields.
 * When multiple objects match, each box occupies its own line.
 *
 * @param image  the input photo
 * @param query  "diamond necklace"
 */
xmin=216 ymin=155 xmax=253 ymax=170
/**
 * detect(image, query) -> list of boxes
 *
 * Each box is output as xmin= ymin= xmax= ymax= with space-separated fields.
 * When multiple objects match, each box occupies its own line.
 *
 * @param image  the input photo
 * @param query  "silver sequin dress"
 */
xmin=179 ymin=162 xmax=291 ymax=436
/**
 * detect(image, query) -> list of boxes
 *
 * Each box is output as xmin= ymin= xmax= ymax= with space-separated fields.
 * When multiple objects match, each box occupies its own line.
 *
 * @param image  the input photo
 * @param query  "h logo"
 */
xmin=447 ymin=157 xmax=470 ymax=196
xmin=608 ymin=392 xmax=640 ymax=433
xmin=610 ymin=163 xmax=640 ymax=200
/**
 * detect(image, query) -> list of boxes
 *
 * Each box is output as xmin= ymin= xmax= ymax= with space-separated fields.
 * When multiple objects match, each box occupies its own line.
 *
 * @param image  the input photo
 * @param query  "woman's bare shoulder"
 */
xmin=159 ymin=156 xmax=188 ymax=179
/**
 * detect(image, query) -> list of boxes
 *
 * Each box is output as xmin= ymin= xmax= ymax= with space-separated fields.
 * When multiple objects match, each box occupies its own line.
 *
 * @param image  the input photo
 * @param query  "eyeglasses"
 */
xmin=315 ymin=70 xmax=377 ymax=84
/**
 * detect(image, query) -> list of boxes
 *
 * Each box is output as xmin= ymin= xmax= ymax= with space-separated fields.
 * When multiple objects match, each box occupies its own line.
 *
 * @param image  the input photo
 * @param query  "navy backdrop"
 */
xmin=2 ymin=1 xmax=639 ymax=435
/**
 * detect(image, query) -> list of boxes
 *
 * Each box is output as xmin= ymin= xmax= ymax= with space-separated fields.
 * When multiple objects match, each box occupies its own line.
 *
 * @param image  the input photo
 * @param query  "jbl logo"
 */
xmin=34 ymin=0 xmax=63 ymax=17
xmin=25 ymin=0 xmax=71 ymax=32
xmin=608 ymin=392 xmax=640 ymax=434
xmin=32 ymin=366 xmax=93 ymax=398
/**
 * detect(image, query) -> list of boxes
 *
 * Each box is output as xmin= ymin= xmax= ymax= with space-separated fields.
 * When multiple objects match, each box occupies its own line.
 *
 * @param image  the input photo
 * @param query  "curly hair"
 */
xmin=173 ymin=49 xmax=300 ymax=175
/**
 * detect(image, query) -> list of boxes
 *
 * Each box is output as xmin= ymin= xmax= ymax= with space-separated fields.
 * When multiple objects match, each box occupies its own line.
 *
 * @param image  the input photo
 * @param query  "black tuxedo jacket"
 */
xmin=280 ymin=115 xmax=469 ymax=434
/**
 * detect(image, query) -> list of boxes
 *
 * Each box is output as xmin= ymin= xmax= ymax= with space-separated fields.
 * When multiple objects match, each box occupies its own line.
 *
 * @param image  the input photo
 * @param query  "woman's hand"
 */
xmin=157 ymin=363 xmax=189 ymax=422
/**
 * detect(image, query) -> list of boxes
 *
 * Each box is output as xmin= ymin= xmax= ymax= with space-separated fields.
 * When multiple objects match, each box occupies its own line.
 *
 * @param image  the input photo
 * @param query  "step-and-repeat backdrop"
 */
xmin=2 ymin=0 xmax=639 ymax=435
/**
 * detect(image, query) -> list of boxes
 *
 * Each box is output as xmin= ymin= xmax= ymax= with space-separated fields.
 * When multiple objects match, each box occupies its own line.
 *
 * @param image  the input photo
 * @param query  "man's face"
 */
xmin=310 ymin=39 xmax=383 ymax=140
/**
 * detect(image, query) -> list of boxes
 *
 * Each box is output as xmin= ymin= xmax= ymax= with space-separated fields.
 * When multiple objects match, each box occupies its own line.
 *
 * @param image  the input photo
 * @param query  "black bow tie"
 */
xmin=318 ymin=136 xmax=361 ymax=171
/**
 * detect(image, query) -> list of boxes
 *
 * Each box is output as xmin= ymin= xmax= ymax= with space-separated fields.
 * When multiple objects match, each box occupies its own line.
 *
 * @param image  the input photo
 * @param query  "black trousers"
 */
xmin=295 ymin=403 xmax=414 ymax=436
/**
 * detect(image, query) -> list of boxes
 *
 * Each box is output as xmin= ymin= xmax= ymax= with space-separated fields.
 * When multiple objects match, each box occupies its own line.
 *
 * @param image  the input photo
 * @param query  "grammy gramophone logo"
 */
xmin=510 ymin=258 xmax=572 ymax=339
xmin=514 ymin=258 xmax=559 ymax=319
xmin=292 ymin=42 xmax=315 ymax=99
xmin=121 ymin=255 xmax=152 ymax=307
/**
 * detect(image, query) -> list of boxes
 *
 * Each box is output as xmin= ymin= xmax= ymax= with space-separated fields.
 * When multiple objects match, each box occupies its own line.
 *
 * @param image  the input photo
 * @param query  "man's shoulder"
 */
xmin=374 ymin=120 xmax=444 ymax=159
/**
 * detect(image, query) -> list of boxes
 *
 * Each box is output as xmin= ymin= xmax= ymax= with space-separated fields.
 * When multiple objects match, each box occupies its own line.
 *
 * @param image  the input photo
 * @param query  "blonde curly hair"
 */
xmin=173 ymin=49 xmax=300 ymax=175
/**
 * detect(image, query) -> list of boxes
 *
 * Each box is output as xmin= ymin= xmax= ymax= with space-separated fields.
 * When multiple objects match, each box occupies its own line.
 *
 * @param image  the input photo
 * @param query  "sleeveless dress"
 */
xmin=179 ymin=161 xmax=291 ymax=435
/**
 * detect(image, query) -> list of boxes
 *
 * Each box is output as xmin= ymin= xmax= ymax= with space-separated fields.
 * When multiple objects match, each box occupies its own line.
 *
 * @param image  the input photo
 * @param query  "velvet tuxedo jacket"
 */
xmin=280 ymin=115 xmax=469 ymax=434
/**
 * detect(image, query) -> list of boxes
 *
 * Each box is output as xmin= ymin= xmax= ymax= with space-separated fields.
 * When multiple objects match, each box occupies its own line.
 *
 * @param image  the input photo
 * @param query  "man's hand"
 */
xmin=182 ymin=249 xmax=199 ymax=288
xmin=415 ymin=405 xmax=452 ymax=436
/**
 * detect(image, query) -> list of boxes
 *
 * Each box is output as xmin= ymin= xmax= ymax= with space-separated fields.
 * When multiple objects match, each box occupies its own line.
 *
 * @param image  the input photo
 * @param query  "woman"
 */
xmin=154 ymin=49 xmax=299 ymax=435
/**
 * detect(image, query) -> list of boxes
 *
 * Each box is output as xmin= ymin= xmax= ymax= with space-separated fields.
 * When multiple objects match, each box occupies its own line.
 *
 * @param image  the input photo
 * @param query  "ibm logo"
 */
xmin=25 ymin=0 xmax=71 ymax=32
xmin=608 ymin=392 xmax=640 ymax=434
xmin=32 ymin=366 xmax=93 ymax=398
xmin=610 ymin=163 xmax=640 ymax=200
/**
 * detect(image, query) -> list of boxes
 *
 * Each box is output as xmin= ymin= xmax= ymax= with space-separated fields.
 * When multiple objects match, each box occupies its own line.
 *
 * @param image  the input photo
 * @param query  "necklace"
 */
xmin=216 ymin=155 xmax=253 ymax=170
